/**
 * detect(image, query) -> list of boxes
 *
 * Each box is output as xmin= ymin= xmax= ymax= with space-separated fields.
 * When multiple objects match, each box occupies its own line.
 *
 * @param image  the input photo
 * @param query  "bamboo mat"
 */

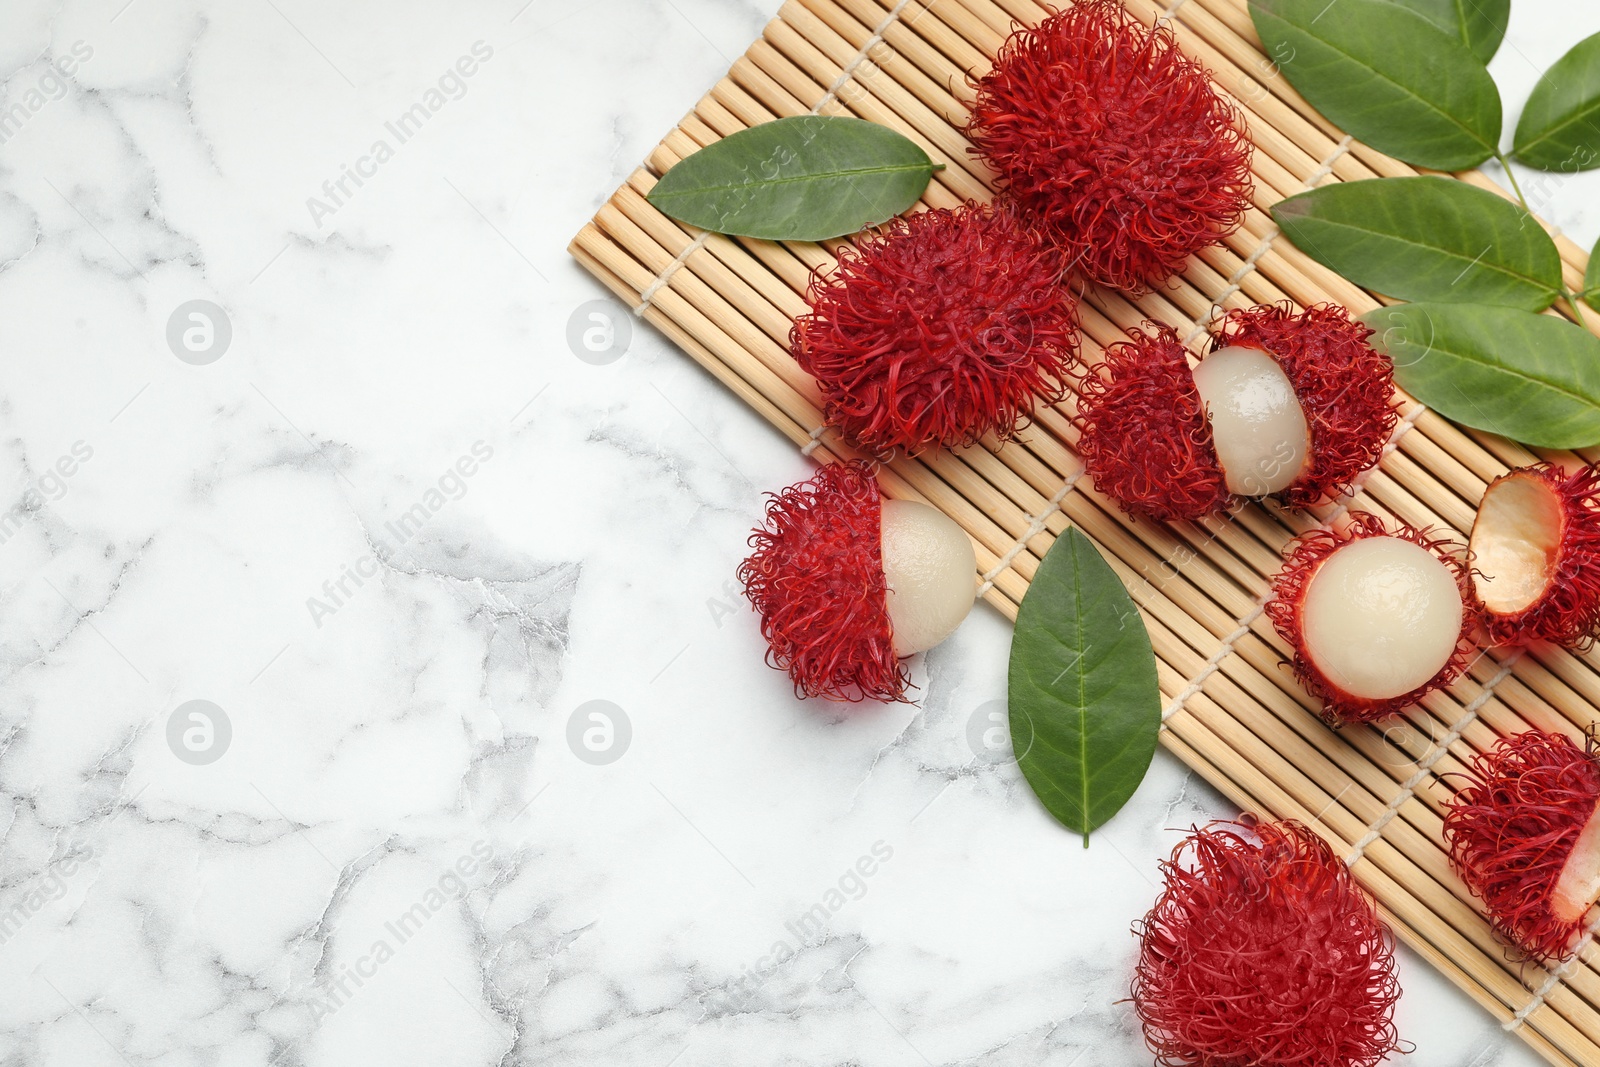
xmin=568 ymin=0 xmax=1600 ymax=1061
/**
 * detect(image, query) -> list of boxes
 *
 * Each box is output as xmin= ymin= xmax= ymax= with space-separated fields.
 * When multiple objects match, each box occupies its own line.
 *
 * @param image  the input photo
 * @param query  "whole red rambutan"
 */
xmin=1075 ymin=304 xmax=1395 ymax=522
xmin=966 ymin=0 xmax=1254 ymax=293
xmin=1266 ymin=512 xmax=1476 ymax=726
xmin=791 ymin=201 xmax=1079 ymax=456
xmin=1470 ymin=463 xmax=1600 ymax=649
xmin=738 ymin=461 xmax=976 ymax=702
xmin=1444 ymin=730 xmax=1600 ymax=963
xmin=1133 ymin=820 xmax=1404 ymax=1067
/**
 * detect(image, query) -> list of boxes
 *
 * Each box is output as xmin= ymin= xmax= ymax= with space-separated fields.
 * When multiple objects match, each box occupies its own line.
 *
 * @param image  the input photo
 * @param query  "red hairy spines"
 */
xmin=737 ymin=461 xmax=906 ymax=702
xmin=1214 ymin=303 xmax=1397 ymax=509
xmin=1444 ymin=730 xmax=1600 ymax=963
xmin=1266 ymin=513 xmax=1476 ymax=726
xmin=1480 ymin=463 xmax=1600 ymax=649
xmin=1133 ymin=820 xmax=1404 ymax=1067
xmin=1075 ymin=324 xmax=1231 ymax=521
xmin=792 ymin=201 xmax=1078 ymax=456
xmin=967 ymin=0 xmax=1253 ymax=293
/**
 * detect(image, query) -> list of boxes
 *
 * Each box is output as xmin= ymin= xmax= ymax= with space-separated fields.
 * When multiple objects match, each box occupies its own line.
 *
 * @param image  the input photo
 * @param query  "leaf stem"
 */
xmin=1496 ymin=151 xmax=1533 ymax=216
xmin=1494 ymin=153 xmax=1596 ymax=334
xmin=1565 ymin=290 xmax=1599 ymax=336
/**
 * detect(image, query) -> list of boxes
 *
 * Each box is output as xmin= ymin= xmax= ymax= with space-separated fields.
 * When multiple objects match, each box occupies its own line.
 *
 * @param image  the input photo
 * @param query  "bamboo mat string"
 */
xmin=633 ymin=0 xmax=918 ymax=317
xmin=822 ymin=0 xmax=917 ymax=99
xmin=1181 ymin=135 xmax=1354 ymax=345
xmin=1161 ymin=603 xmax=1268 ymax=721
xmin=976 ymin=471 xmax=1085 ymax=597
xmin=1376 ymin=402 xmax=1428 ymax=471
xmin=1506 ymin=913 xmax=1600 ymax=1034
xmin=1182 ymin=237 xmax=1276 ymax=344
xmin=1161 ymin=0 xmax=1190 ymax=15
xmin=800 ymin=424 xmax=828 ymax=456
xmin=633 ymin=236 xmax=708 ymax=315
xmin=1342 ymin=650 xmax=1524 ymax=868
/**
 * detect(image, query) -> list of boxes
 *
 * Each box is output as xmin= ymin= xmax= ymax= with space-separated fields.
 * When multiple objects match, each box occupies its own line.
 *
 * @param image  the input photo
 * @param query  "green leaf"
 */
xmin=1008 ymin=528 xmax=1160 ymax=847
xmin=1272 ymin=177 xmax=1563 ymax=312
xmin=1362 ymin=303 xmax=1600 ymax=448
xmin=1513 ymin=33 xmax=1600 ymax=172
xmin=1586 ymin=234 xmax=1600 ymax=312
xmin=646 ymin=116 xmax=937 ymax=241
xmin=1376 ymin=0 xmax=1508 ymax=63
xmin=1249 ymin=0 xmax=1501 ymax=170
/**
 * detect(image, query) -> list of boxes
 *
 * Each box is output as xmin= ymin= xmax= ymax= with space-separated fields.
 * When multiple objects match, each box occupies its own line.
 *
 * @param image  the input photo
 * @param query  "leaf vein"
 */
xmin=650 ymin=161 xmax=934 ymax=201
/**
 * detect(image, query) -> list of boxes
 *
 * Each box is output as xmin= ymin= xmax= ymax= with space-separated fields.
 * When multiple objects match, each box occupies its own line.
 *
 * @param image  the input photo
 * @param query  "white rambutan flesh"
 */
xmin=879 ymin=500 xmax=977 ymax=656
xmin=1190 ymin=345 xmax=1312 ymax=496
xmin=1552 ymin=800 xmax=1600 ymax=925
xmin=1471 ymin=470 xmax=1567 ymax=615
xmin=1301 ymin=536 xmax=1465 ymax=701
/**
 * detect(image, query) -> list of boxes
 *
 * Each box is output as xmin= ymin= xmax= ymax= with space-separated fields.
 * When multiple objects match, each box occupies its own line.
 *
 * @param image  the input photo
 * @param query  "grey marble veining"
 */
xmin=0 ymin=1 xmax=1591 ymax=1064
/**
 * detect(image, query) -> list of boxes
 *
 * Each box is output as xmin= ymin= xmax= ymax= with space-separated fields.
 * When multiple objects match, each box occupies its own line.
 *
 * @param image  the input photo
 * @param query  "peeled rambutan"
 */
xmin=1266 ymin=512 xmax=1476 ymax=726
xmin=738 ymin=461 xmax=976 ymax=702
xmin=791 ymin=201 xmax=1078 ymax=456
xmin=966 ymin=0 xmax=1254 ymax=293
xmin=1075 ymin=304 xmax=1396 ymax=522
xmin=1470 ymin=463 xmax=1600 ymax=649
xmin=1133 ymin=820 xmax=1404 ymax=1067
xmin=1216 ymin=303 xmax=1396 ymax=510
xmin=1443 ymin=730 xmax=1600 ymax=963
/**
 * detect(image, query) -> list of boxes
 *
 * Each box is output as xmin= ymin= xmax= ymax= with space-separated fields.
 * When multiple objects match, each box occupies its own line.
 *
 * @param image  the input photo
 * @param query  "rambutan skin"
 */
xmin=1266 ymin=512 xmax=1477 ymax=726
xmin=1478 ymin=463 xmax=1600 ymax=649
xmin=737 ymin=461 xmax=907 ymax=702
xmin=1075 ymin=323 xmax=1231 ymax=522
xmin=966 ymin=0 xmax=1254 ymax=293
xmin=1132 ymin=820 xmax=1404 ymax=1067
xmin=1443 ymin=730 xmax=1600 ymax=963
xmin=1213 ymin=303 xmax=1397 ymax=509
xmin=791 ymin=201 xmax=1078 ymax=456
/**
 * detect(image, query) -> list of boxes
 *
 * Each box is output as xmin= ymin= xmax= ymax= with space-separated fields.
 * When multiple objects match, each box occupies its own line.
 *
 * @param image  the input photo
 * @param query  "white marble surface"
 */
xmin=0 ymin=1 xmax=1593 ymax=1064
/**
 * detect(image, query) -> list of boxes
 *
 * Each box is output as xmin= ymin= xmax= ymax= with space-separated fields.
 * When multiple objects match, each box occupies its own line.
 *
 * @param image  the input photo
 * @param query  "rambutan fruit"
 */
xmin=1075 ymin=323 xmax=1230 ymax=522
xmin=1075 ymin=304 xmax=1396 ymax=522
xmin=966 ymin=0 xmax=1254 ymax=293
xmin=1132 ymin=820 xmax=1404 ymax=1067
xmin=1443 ymin=730 xmax=1600 ymax=963
xmin=1469 ymin=463 xmax=1600 ymax=649
xmin=738 ymin=461 xmax=976 ymax=702
xmin=1266 ymin=512 xmax=1475 ymax=726
xmin=791 ymin=201 xmax=1078 ymax=457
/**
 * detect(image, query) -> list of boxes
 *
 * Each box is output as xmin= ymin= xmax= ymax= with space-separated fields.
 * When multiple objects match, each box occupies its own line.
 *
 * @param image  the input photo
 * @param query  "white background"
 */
xmin=0 ymin=0 xmax=1593 ymax=1064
